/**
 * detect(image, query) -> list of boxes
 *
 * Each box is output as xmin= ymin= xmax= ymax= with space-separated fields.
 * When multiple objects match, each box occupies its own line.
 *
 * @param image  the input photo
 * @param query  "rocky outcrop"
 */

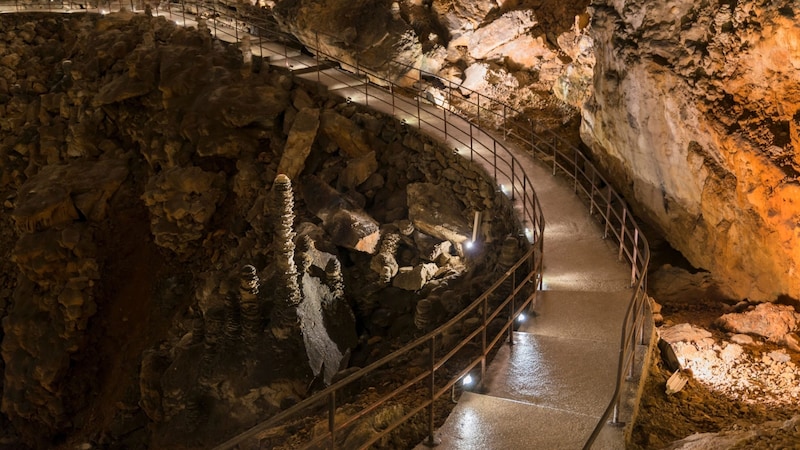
xmin=141 ymin=166 xmax=226 ymax=254
xmin=582 ymin=0 xmax=800 ymax=300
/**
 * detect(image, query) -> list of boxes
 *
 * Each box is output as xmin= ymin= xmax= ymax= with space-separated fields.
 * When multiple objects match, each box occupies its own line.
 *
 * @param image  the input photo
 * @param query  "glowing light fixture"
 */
xmin=462 ymin=374 xmax=473 ymax=386
xmin=517 ymin=313 xmax=526 ymax=323
xmin=524 ymin=227 xmax=533 ymax=243
xmin=464 ymin=240 xmax=474 ymax=250
xmin=500 ymin=184 xmax=509 ymax=196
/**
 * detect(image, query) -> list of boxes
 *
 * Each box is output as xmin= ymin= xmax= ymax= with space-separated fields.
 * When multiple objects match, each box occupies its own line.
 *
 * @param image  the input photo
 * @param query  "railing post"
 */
xmin=603 ymin=187 xmax=612 ymax=239
xmin=503 ymin=104 xmax=507 ymax=140
xmin=509 ymin=270 xmax=516 ymax=346
xmin=443 ymin=104 xmax=447 ymax=139
xmin=529 ymin=119 xmax=536 ymax=159
xmin=477 ymin=93 xmax=480 ymax=124
xmin=573 ymin=149 xmax=579 ymax=193
xmin=511 ymin=158 xmax=516 ymax=201
xmin=493 ymin=140 xmax=497 ymax=183
xmin=328 ymin=391 xmax=336 ymax=450
xmin=631 ymin=229 xmax=639 ymax=286
xmin=417 ymin=92 xmax=421 ymax=129
xmin=180 ymin=0 xmax=186 ymax=27
xmin=364 ymin=74 xmax=369 ymax=107
xmin=618 ymin=208 xmax=627 ymax=261
xmin=589 ymin=168 xmax=597 ymax=215
xmin=391 ymin=84 xmax=395 ymax=115
xmin=552 ymin=137 xmax=557 ymax=175
xmin=480 ymin=296 xmax=487 ymax=392
xmin=212 ymin=0 xmax=218 ymax=38
xmin=522 ymin=176 xmax=528 ymax=222
xmin=469 ymin=122 xmax=474 ymax=163
xmin=316 ymin=32 xmax=321 ymax=85
xmin=426 ymin=336 xmax=436 ymax=447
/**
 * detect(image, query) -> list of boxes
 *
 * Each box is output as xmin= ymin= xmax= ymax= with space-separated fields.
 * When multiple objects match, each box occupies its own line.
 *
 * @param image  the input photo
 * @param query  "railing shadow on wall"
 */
xmin=0 ymin=1 xmax=651 ymax=447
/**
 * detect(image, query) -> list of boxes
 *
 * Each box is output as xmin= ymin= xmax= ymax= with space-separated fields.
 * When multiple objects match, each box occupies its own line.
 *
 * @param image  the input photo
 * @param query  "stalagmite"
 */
xmin=270 ymin=174 xmax=302 ymax=340
xmin=239 ymin=265 xmax=261 ymax=341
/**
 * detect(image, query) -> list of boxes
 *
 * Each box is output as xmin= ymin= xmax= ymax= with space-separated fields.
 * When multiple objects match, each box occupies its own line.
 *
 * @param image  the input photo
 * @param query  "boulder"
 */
xmin=277 ymin=107 xmax=320 ymax=180
xmin=716 ymin=303 xmax=800 ymax=343
xmin=11 ymin=159 xmax=129 ymax=233
xmin=393 ymin=263 xmax=438 ymax=291
xmin=320 ymin=110 xmax=373 ymax=158
xmin=468 ymin=10 xmax=537 ymax=60
xmin=300 ymin=176 xmax=380 ymax=253
xmin=407 ymin=182 xmax=471 ymax=245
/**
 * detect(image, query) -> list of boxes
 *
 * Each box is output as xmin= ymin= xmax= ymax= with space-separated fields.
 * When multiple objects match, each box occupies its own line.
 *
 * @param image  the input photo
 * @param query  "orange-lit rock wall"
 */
xmin=581 ymin=0 xmax=800 ymax=300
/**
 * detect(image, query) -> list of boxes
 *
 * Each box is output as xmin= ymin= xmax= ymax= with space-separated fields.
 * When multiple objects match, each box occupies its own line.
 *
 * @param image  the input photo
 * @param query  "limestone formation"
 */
xmin=141 ymin=167 xmax=225 ymax=254
xmin=270 ymin=174 xmax=302 ymax=340
xmin=277 ymin=107 xmax=321 ymax=180
xmin=370 ymin=232 xmax=401 ymax=283
xmin=582 ymin=0 xmax=800 ymax=300
xmin=239 ymin=265 xmax=262 ymax=340
xmin=715 ymin=303 xmax=800 ymax=343
xmin=407 ymin=182 xmax=472 ymax=246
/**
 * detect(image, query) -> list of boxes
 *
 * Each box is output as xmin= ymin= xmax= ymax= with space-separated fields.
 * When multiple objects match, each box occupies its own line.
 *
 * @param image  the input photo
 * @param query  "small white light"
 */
xmin=401 ymin=118 xmax=407 ymax=126
xmin=462 ymin=374 xmax=473 ymax=386
xmin=500 ymin=184 xmax=509 ymax=195
xmin=518 ymin=313 xmax=526 ymax=322
xmin=464 ymin=240 xmax=474 ymax=250
xmin=524 ymin=227 xmax=533 ymax=243
xmin=346 ymin=97 xmax=352 ymax=104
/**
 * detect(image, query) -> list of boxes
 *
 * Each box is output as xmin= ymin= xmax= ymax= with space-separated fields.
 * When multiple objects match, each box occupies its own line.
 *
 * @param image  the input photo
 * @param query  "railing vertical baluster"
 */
xmin=443 ymin=101 xmax=447 ymax=139
xmin=493 ymin=141 xmax=497 ymax=183
xmin=511 ymin=158 xmax=516 ymax=201
xmin=552 ymin=137 xmax=557 ymax=175
xmin=476 ymin=93 xmax=480 ymax=124
xmin=426 ymin=336 xmax=436 ymax=447
xmin=631 ymin=229 xmax=639 ymax=286
xmin=481 ymin=296 xmax=487 ymax=391
xmin=509 ymin=270 xmax=516 ymax=346
xmin=391 ymin=84 xmax=395 ymax=115
xmin=328 ymin=391 xmax=336 ymax=450
xmin=573 ymin=149 xmax=579 ymax=193
xmin=618 ymin=208 xmax=627 ymax=261
xmin=589 ymin=168 xmax=597 ymax=215
xmin=603 ymin=187 xmax=612 ymax=239
xmin=364 ymin=74 xmax=368 ymax=107
xmin=417 ymin=92 xmax=421 ymax=129
xmin=469 ymin=122 xmax=473 ymax=163
xmin=503 ymin=104 xmax=507 ymax=140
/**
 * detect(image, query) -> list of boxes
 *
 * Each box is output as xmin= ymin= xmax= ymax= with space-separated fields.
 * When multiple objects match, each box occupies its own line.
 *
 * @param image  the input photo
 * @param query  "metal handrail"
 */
xmin=1 ymin=2 xmax=650 ymax=447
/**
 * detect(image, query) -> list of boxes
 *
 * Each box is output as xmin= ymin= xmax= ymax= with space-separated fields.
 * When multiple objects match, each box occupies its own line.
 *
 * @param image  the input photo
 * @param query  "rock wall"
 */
xmin=581 ymin=0 xmax=800 ymax=301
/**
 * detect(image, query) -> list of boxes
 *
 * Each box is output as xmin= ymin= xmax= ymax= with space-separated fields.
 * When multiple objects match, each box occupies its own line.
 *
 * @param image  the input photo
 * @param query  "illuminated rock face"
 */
xmin=582 ymin=0 xmax=800 ymax=300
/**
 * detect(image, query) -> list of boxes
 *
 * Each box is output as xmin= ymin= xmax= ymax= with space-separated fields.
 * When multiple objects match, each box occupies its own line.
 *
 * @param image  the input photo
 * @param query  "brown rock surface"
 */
xmin=582 ymin=0 xmax=800 ymax=300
